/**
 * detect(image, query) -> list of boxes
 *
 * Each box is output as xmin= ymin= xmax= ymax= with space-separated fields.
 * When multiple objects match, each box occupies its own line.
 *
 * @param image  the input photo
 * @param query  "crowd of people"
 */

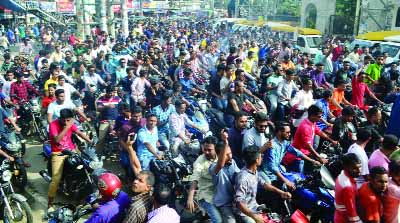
xmin=1 ymin=15 xmax=400 ymax=223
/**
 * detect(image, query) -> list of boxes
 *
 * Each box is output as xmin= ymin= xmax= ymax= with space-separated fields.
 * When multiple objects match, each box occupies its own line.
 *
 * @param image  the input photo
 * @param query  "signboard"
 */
xmin=57 ymin=0 xmax=76 ymax=14
xmin=112 ymin=0 xmax=135 ymax=13
xmin=40 ymin=1 xmax=57 ymax=12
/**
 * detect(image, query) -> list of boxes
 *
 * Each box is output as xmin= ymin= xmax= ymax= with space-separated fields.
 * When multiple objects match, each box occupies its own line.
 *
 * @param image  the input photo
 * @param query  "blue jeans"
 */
xmin=267 ymin=94 xmax=278 ymax=117
xmin=276 ymin=102 xmax=286 ymax=121
xmin=286 ymin=159 xmax=304 ymax=174
xmin=158 ymin=132 xmax=170 ymax=150
xmin=211 ymin=96 xmax=227 ymax=111
xmin=120 ymin=150 xmax=133 ymax=177
xmin=199 ymin=200 xmax=222 ymax=223
xmin=139 ymin=155 xmax=155 ymax=170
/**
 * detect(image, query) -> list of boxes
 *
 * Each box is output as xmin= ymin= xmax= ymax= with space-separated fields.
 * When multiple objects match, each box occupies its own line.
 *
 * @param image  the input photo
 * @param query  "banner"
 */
xmin=40 ymin=1 xmax=57 ymax=12
xmin=57 ymin=0 xmax=76 ymax=14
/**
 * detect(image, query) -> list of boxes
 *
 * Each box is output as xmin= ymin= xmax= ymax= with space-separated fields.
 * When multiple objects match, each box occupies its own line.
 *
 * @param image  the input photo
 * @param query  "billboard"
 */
xmin=40 ymin=1 xmax=57 ymax=12
xmin=57 ymin=0 xmax=76 ymax=14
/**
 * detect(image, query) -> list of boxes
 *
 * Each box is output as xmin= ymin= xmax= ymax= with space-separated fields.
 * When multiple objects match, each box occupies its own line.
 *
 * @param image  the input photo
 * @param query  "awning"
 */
xmin=0 ymin=0 xmax=26 ymax=12
xmin=356 ymin=30 xmax=400 ymax=41
xmin=298 ymin=28 xmax=321 ymax=35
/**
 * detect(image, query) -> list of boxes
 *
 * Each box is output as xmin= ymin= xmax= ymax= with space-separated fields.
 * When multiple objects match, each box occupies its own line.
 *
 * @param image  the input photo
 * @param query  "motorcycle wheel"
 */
xmin=12 ymin=164 xmax=28 ymax=191
xmin=33 ymin=120 xmax=47 ymax=142
xmin=3 ymin=198 xmax=33 ymax=223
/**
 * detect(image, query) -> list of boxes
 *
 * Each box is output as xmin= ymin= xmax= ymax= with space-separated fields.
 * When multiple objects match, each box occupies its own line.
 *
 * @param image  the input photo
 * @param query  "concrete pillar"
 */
xmin=107 ymin=0 xmax=115 ymax=37
xmin=121 ymin=0 xmax=129 ymax=35
xmin=83 ymin=0 xmax=91 ymax=39
xmin=96 ymin=0 xmax=107 ymax=31
xmin=76 ymin=0 xmax=85 ymax=39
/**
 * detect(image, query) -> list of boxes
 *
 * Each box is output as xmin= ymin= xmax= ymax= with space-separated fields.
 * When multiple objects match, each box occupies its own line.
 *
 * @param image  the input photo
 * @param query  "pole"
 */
xmin=107 ymin=0 xmax=115 ymax=37
xmin=83 ymin=0 xmax=91 ymax=39
xmin=139 ymin=0 xmax=143 ymax=16
xmin=353 ymin=0 xmax=361 ymax=35
xmin=234 ymin=0 xmax=239 ymax=18
xmin=75 ymin=0 xmax=84 ymax=40
xmin=121 ymin=0 xmax=128 ymax=35
xmin=97 ymin=0 xmax=107 ymax=31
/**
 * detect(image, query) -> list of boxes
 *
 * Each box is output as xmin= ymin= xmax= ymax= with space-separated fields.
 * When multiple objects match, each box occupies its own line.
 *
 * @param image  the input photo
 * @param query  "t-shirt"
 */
xmin=347 ymin=143 xmax=369 ymax=188
xmin=329 ymin=88 xmax=345 ymax=111
xmin=358 ymin=182 xmax=383 ymax=222
xmin=49 ymin=119 xmax=78 ymax=152
xmin=57 ymin=83 xmax=77 ymax=102
xmin=383 ymin=179 xmax=400 ymax=223
xmin=351 ymin=77 xmax=371 ymax=108
xmin=47 ymin=101 xmax=76 ymax=121
xmin=209 ymin=160 xmax=240 ymax=207
xmin=226 ymin=93 xmax=245 ymax=115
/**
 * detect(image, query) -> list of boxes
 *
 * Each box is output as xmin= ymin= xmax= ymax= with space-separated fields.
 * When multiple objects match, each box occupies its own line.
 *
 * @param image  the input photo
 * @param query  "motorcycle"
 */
xmin=0 ymin=159 xmax=33 ymax=222
xmin=47 ymin=203 xmax=92 ymax=223
xmin=40 ymin=143 xmax=106 ymax=201
xmin=0 ymin=130 xmax=28 ymax=190
xmin=17 ymin=97 xmax=47 ymax=142
xmin=283 ymin=165 xmax=335 ymax=223
xmin=150 ymin=150 xmax=205 ymax=223
xmin=377 ymin=103 xmax=393 ymax=130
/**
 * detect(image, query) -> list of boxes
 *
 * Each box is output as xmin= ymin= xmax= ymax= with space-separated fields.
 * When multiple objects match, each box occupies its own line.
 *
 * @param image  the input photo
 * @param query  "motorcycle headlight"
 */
xmin=89 ymin=160 xmax=103 ymax=169
xmin=2 ymin=170 xmax=12 ymax=182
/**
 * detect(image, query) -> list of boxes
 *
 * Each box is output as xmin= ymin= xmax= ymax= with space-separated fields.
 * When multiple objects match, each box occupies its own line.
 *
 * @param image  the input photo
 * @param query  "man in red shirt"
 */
xmin=41 ymin=84 xmax=56 ymax=111
xmin=282 ymin=105 xmax=338 ymax=173
xmin=334 ymin=153 xmax=362 ymax=223
xmin=351 ymin=71 xmax=382 ymax=110
xmin=358 ymin=166 xmax=388 ymax=223
xmin=47 ymin=108 xmax=92 ymax=207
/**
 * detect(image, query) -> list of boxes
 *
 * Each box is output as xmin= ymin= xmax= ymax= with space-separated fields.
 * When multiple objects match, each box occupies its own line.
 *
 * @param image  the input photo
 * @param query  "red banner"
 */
xmin=57 ymin=0 xmax=76 ymax=14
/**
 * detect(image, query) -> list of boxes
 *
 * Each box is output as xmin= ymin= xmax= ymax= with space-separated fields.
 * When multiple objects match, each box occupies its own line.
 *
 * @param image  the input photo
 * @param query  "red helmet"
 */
xmin=97 ymin=173 xmax=121 ymax=200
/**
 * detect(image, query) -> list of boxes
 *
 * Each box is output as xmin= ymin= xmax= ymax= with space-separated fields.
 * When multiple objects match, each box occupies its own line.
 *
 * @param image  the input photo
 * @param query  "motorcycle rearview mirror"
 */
xmin=320 ymin=165 xmax=335 ymax=190
xmin=76 ymin=165 xmax=84 ymax=170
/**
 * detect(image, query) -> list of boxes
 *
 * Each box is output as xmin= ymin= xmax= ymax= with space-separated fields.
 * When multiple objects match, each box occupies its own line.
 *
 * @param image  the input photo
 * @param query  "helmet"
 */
xmin=97 ymin=173 xmax=121 ymax=200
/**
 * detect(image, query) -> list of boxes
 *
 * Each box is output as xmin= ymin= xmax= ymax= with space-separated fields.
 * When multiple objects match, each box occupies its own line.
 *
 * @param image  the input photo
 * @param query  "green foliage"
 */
xmin=277 ymin=0 xmax=301 ymax=16
xmin=335 ymin=0 xmax=356 ymax=21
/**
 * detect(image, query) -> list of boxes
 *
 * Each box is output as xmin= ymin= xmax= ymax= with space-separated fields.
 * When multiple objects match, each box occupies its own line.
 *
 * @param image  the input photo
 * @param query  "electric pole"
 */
xmin=121 ymin=0 xmax=128 ymax=35
xmin=107 ymin=0 xmax=115 ymax=37
xmin=75 ymin=0 xmax=84 ymax=39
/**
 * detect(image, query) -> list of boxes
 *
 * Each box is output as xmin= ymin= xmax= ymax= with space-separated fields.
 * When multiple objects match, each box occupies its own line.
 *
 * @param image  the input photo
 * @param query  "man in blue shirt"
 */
xmin=228 ymin=112 xmax=248 ymax=168
xmin=209 ymin=130 xmax=240 ymax=223
xmin=315 ymin=90 xmax=335 ymax=148
xmin=179 ymin=68 xmax=206 ymax=97
xmin=260 ymin=122 xmax=321 ymax=190
xmin=137 ymin=113 xmax=161 ymax=170
xmin=151 ymin=92 xmax=175 ymax=149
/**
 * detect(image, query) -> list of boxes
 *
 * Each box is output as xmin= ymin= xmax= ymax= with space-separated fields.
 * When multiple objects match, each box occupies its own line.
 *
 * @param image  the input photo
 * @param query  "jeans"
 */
xmin=120 ymin=150 xmax=133 ymax=178
xmin=276 ymin=102 xmax=287 ymax=121
xmin=158 ymin=132 xmax=170 ymax=150
xmin=286 ymin=159 xmax=304 ymax=174
xmin=48 ymin=152 xmax=68 ymax=199
xmin=97 ymin=120 xmax=114 ymax=151
xmin=199 ymin=200 xmax=222 ymax=223
xmin=211 ymin=96 xmax=227 ymax=111
xmin=139 ymin=155 xmax=155 ymax=170
xmin=218 ymin=206 xmax=236 ymax=223
xmin=267 ymin=94 xmax=278 ymax=117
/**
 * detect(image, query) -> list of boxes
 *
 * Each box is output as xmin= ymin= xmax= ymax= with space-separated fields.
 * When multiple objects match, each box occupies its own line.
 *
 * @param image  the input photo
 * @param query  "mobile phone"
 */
xmin=128 ymin=133 xmax=136 ymax=142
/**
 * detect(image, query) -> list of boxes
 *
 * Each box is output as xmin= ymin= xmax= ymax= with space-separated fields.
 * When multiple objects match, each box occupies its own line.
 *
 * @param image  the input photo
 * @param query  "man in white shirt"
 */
xmin=83 ymin=65 xmax=107 ymax=91
xmin=276 ymin=70 xmax=298 ymax=121
xmin=56 ymin=75 xmax=80 ymax=102
xmin=47 ymin=89 xmax=88 ymax=123
xmin=347 ymin=128 xmax=371 ymax=188
xmin=242 ymin=112 xmax=272 ymax=152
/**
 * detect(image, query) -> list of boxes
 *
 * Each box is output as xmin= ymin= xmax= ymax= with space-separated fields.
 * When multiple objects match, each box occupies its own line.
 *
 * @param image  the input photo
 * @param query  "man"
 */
xmin=347 ymin=128 xmax=371 ymax=188
xmin=384 ymin=92 xmax=400 ymax=139
xmin=351 ymin=70 xmax=383 ymax=110
xmin=151 ymin=92 xmax=175 ymax=149
xmin=147 ymin=184 xmax=180 ymax=223
xmin=123 ymin=170 xmax=155 ymax=223
xmin=310 ymin=63 xmax=331 ymax=89
xmin=329 ymin=80 xmax=353 ymax=116
xmin=334 ymin=153 xmax=362 ymax=223
xmin=346 ymin=46 xmax=360 ymax=65
xmin=179 ymin=68 xmax=206 ymax=96
xmin=187 ymin=136 xmax=222 ymax=223
xmin=47 ymin=89 xmax=89 ymax=123
xmin=2 ymin=70 xmax=15 ymax=99
xmin=276 ymin=69 xmax=298 ymax=121
xmin=84 ymin=173 xmax=130 ymax=223
xmin=225 ymin=81 xmax=256 ymax=127
xmin=83 ymin=64 xmax=107 ymax=92
xmin=235 ymin=145 xmax=291 ymax=223
xmin=119 ymin=106 xmax=146 ymax=178
xmin=10 ymin=72 xmax=40 ymax=104
xmin=96 ymin=86 xmax=121 ymax=151
xmin=283 ymin=105 xmax=337 ymax=173
xmin=261 ymin=122 xmax=321 ymax=190
xmin=362 ymin=107 xmax=384 ymax=154
xmin=358 ymin=166 xmax=388 ymax=223
xmin=49 ymin=44 xmax=65 ymax=64
xmin=136 ymin=113 xmax=160 ymax=170
xmin=369 ymin=134 xmax=399 ymax=171
xmin=209 ymin=131 xmax=240 ymax=223
xmin=365 ymin=55 xmax=384 ymax=84
xmin=242 ymin=112 xmax=272 ymax=150
xmin=335 ymin=60 xmax=355 ymax=86
xmin=242 ymin=51 xmax=257 ymax=77
xmin=315 ymin=90 xmax=335 ymax=133
xmin=48 ymin=108 xmax=92 ymax=207
xmin=265 ymin=66 xmax=284 ymax=117
xmin=281 ymin=55 xmax=295 ymax=71
xmin=383 ymin=160 xmax=400 ymax=223
xmin=42 ymin=84 xmax=57 ymax=110
xmin=228 ymin=112 xmax=248 ymax=168
xmin=331 ymin=106 xmax=357 ymax=152
xmin=57 ymin=75 xmax=80 ymax=102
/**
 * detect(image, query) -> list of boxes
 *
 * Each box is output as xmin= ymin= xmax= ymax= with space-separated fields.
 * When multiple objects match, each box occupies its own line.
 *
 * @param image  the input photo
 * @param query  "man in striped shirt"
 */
xmin=123 ymin=171 xmax=155 ymax=223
